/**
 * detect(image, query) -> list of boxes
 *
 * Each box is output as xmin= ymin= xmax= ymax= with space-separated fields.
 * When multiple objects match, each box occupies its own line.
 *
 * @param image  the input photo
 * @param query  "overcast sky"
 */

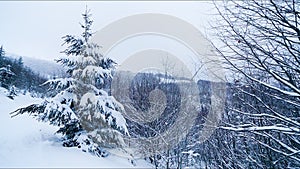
xmin=0 ymin=1 xmax=217 ymax=62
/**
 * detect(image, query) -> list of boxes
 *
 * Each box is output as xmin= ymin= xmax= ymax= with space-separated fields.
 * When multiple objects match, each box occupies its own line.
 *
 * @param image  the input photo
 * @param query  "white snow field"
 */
xmin=0 ymin=88 xmax=152 ymax=168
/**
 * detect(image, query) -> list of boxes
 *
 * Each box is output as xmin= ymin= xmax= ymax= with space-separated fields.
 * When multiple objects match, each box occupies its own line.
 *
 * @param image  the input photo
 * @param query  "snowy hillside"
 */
xmin=7 ymin=53 xmax=66 ymax=78
xmin=0 ymin=88 xmax=152 ymax=168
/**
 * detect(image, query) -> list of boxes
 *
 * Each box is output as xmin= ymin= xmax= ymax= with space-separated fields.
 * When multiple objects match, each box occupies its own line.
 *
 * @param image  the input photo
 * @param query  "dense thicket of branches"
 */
xmin=138 ymin=1 xmax=300 ymax=168
xmin=208 ymin=0 xmax=300 ymax=168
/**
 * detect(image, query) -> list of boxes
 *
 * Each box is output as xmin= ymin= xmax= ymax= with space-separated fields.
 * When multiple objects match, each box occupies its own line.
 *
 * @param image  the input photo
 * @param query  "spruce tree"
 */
xmin=7 ymin=85 xmax=17 ymax=99
xmin=11 ymin=8 xmax=128 ymax=156
xmin=0 ymin=45 xmax=5 ymax=61
xmin=0 ymin=65 xmax=15 ymax=89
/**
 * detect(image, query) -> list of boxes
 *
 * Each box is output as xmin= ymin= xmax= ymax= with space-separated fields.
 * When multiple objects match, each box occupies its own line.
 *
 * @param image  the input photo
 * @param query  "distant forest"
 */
xmin=0 ymin=46 xmax=48 ymax=96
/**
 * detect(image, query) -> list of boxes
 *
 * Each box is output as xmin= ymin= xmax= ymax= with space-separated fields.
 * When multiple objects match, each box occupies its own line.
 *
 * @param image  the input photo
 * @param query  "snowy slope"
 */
xmin=6 ymin=53 xmax=66 ymax=78
xmin=0 ymin=88 xmax=152 ymax=168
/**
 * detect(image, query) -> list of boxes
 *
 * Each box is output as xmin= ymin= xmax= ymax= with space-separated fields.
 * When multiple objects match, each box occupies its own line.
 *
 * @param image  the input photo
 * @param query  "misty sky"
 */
xmin=0 ymin=1 xmax=217 ymax=62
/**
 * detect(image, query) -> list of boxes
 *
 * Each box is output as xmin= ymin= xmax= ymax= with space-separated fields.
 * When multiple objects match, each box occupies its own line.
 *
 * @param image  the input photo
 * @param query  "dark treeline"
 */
xmin=0 ymin=46 xmax=48 ymax=96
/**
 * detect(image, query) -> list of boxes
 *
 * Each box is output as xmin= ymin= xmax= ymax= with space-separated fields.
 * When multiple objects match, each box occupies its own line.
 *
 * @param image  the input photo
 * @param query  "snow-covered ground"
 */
xmin=0 ymin=88 xmax=152 ymax=168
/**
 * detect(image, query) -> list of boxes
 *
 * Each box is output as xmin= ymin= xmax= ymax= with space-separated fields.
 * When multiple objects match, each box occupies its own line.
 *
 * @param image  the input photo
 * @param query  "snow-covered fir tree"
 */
xmin=11 ymin=8 xmax=128 ymax=157
xmin=0 ymin=65 xmax=15 ymax=89
xmin=0 ymin=45 xmax=5 ymax=59
xmin=7 ymin=85 xmax=17 ymax=100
